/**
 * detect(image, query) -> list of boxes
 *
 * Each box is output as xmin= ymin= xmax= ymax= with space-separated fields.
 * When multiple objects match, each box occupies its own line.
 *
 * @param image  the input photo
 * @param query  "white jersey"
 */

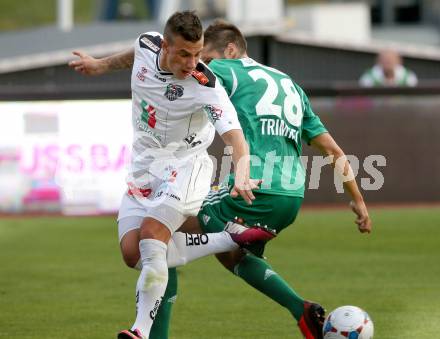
xmin=130 ymin=32 xmax=241 ymax=176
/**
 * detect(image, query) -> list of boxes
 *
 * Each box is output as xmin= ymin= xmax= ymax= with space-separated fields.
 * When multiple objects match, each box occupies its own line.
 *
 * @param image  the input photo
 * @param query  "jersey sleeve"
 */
xmin=134 ymin=31 xmax=162 ymax=58
xmin=208 ymin=60 xmax=234 ymax=97
xmin=201 ymin=79 xmax=242 ymax=135
xmin=298 ymin=85 xmax=328 ymax=144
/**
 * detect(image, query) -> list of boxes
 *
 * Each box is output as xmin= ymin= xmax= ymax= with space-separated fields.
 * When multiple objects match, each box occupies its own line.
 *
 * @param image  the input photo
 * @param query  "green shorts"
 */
xmin=198 ymin=186 xmax=303 ymax=255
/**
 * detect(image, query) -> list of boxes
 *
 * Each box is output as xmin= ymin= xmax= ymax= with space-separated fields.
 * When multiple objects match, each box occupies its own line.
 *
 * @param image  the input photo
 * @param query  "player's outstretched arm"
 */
xmin=68 ymin=48 xmax=135 ymax=75
xmin=220 ymin=129 xmax=260 ymax=205
xmin=310 ymin=132 xmax=372 ymax=234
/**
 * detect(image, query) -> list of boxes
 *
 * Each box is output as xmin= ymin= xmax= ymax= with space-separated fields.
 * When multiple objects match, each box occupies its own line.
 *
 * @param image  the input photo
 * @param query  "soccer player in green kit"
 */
xmin=153 ymin=20 xmax=372 ymax=339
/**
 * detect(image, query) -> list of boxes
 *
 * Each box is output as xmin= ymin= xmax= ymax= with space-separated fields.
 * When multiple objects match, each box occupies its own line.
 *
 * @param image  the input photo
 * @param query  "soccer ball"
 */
xmin=323 ymin=305 xmax=374 ymax=339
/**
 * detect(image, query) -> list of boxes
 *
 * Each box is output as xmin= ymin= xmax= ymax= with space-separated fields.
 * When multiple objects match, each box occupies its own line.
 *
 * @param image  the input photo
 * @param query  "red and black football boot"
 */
xmin=224 ymin=218 xmax=277 ymax=246
xmin=298 ymin=301 xmax=326 ymax=339
xmin=117 ymin=328 xmax=143 ymax=339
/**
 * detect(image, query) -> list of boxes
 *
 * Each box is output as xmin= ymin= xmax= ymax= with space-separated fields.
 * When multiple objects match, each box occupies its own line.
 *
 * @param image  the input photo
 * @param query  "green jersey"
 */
xmin=209 ymin=58 xmax=327 ymax=197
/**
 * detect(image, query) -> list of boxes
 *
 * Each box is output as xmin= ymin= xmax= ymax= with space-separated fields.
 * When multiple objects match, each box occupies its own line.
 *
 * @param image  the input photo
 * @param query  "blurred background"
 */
xmin=0 ymin=0 xmax=439 ymax=213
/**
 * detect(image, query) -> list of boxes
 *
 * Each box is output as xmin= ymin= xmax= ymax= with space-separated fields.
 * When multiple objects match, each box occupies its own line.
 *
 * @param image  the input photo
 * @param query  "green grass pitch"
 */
xmin=1 ymin=206 xmax=439 ymax=338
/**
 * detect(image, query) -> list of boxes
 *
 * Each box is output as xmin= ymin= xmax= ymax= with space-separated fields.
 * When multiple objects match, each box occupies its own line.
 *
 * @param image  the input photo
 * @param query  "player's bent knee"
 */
xmin=122 ymin=252 xmax=140 ymax=268
xmin=178 ymin=216 xmax=202 ymax=234
xmin=121 ymin=246 xmax=140 ymax=268
xmin=216 ymin=250 xmax=244 ymax=271
xmin=120 ymin=229 xmax=141 ymax=268
xmin=140 ymin=217 xmax=172 ymax=242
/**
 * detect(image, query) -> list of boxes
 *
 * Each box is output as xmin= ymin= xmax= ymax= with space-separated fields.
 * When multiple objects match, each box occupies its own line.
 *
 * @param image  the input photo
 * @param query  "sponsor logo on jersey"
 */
xmin=264 ymin=269 xmax=276 ymax=280
xmin=191 ymin=69 xmax=209 ymax=85
xmin=154 ymin=190 xmax=164 ymax=199
xmin=154 ymin=189 xmax=181 ymax=202
xmin=149 ymin=297 xmax=162 ymax=320
xmin=204 ymin=105 xmax=223 ymax=123
xmin=141 ymin=100 xmax=157 ymax=128
xmin=168 ymin=193 xmax=180 ymax=201
xmin=164 ymin=83 xmax=184 ymax=101
xmin=141 ymin=36 xmax=160 ymax=53
xmin=154 ymin=73 xmax=167 ymax=82
xmin=135 ymin=118 xmax=162 ymax=140
xmin=260 ymin=118 xmax=299 ymax=142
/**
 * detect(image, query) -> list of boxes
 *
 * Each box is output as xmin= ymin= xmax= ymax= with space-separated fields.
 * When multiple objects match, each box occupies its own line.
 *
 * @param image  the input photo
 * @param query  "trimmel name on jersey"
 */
xmin=260 ymin=118 xmax=299 ymax=142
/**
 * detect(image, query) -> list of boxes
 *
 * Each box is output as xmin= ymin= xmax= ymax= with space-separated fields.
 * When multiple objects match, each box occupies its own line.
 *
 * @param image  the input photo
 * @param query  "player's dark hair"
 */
xmin=204 ymin=19 xmax=247 ymax=54
xmin=164 ymin=11 xmax=203 ymax=44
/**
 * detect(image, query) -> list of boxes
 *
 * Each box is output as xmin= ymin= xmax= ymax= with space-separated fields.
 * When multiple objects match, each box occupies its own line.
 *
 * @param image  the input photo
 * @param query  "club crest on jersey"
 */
xmin=164 ymin=83 xmax=184 ymax=101
xmin=204 ymin=104 xmax=223 ymax=123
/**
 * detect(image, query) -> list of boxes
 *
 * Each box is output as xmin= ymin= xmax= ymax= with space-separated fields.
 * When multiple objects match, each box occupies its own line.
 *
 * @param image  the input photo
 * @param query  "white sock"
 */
xmin=131 ymin=239 xmax=168 ymax=337
xmin=166 ymin=231 xmax=238 ymax=268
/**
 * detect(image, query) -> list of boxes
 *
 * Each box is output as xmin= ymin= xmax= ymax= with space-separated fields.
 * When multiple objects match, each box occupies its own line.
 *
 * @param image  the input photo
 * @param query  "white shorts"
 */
xmin=118 ymin=153 xmax=213 ymax=240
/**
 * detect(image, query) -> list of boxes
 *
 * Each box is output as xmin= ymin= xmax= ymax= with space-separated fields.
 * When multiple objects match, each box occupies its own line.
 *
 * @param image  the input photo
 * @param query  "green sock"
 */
xmin=149 ymin=268 xmax=178 ymax=339
xmin=234 ymin=254 xmax=305 ymax=321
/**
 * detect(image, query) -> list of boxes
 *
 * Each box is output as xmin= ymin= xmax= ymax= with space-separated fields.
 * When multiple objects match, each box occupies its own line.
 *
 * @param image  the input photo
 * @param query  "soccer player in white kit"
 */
xmin=69 ymin=11 xmax=275 ymax=339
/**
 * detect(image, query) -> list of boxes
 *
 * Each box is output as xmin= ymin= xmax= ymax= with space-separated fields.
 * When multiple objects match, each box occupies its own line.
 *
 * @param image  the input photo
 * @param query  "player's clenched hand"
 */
xmin=68 ymin=51 xmax=107 ymax=75
xmin=230 ymin=179 xmax=262 ymax=205
xmin=350 ymin=200 xmax=372 ymax=233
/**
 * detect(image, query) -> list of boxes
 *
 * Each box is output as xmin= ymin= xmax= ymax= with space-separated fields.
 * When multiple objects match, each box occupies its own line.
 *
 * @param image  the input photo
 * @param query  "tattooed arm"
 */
xmin=68 ymin=48 xmax=135 ymax=75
